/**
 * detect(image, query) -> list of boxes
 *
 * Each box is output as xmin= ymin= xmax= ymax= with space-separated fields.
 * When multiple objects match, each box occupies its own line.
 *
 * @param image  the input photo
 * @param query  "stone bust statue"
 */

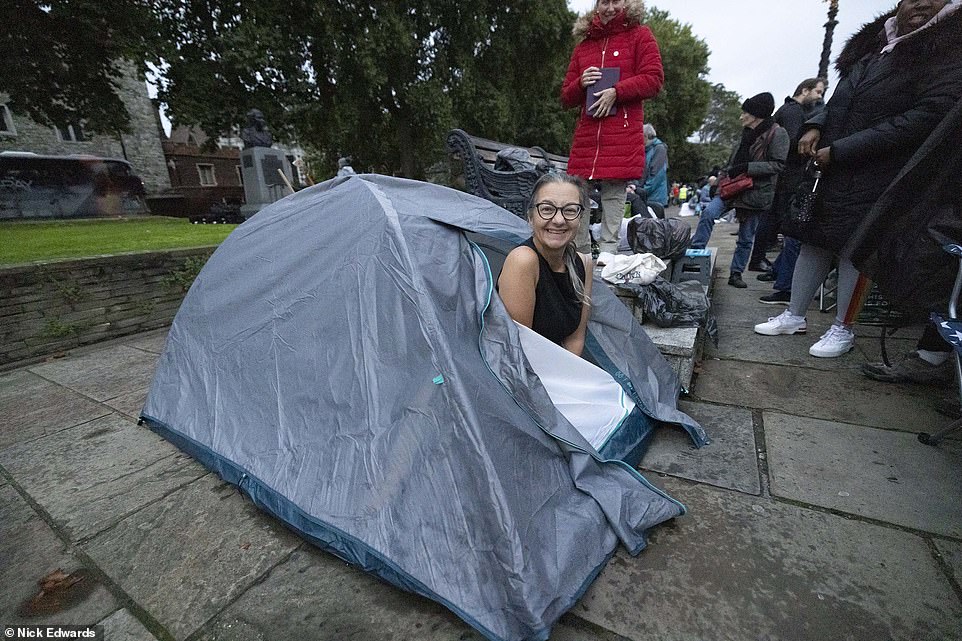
xmin=240 ymin=109 xmax=273 ymax=149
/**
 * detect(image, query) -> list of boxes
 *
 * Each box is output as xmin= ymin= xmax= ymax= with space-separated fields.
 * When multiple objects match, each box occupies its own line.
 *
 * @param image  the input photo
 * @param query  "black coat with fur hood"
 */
xmin=844 ymin=97 xmax=962 ymax=314
xmin=794 ymin=6 xmax=962 ymax=254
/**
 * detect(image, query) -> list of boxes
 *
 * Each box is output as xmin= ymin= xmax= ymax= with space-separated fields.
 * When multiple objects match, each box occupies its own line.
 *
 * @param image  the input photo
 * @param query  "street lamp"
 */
xmin=819 ymin=0 xmax=840 ymax=78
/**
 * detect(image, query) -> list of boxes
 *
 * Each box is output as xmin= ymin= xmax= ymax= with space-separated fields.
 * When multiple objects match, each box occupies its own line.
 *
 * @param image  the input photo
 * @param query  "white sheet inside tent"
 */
xmin=515 ymin=322 xmax=634 ymax=451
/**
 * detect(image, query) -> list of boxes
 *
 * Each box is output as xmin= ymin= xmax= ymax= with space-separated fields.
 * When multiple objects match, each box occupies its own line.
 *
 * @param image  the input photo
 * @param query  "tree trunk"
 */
xmin=819 ymin=0 xmax=840 ymax=79
xmin=395 ymin=111 xmax=417 ymax=178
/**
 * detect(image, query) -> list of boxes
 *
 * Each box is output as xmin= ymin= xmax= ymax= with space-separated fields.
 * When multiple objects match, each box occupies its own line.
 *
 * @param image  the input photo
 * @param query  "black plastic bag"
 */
xmin=636 ymin=278 xmax=718 ymax=346
xmin=627 ymin=218 xmax=692 ymax=260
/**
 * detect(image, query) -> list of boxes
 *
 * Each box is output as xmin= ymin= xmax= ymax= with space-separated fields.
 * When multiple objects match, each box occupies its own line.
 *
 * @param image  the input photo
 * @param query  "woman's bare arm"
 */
xmin=497 ymin=247 xmax=540 ymax=329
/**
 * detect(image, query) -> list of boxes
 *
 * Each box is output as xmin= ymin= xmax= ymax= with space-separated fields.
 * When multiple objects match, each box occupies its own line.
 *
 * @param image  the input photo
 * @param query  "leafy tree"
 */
xmin=696 ymin=83 xmax=742 ymax=148
xmin=0 ymin=0 xmax=158 ymax=135
xmin=642 ymin=8 xmax=712 ymax=181
xmin=449 ymin=3 xmax=576 ymax=156
xmin=671 ymin=83 xmax=745 ymax=180
xmin=153 ymin=0 xmax=577 ymax=179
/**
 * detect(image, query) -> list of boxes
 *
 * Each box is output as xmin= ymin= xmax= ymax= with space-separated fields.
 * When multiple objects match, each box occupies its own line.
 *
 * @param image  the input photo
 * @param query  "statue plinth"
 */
xmin=239 ymin=147 xmax=294 ymax=219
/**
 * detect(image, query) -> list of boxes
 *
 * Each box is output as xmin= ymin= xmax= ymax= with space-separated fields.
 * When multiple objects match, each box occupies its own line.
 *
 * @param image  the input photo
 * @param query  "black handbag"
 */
xmin=782 ymin=160 xmax=823 ymax=239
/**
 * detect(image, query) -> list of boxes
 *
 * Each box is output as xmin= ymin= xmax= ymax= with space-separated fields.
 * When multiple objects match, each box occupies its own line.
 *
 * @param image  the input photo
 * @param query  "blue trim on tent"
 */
xmin=467 ymin=239 xmax=686 ymax=516
xmin=586 ymin=332 xmax=709 ymax=449
xmin=140 ymin=413 xmax=561 ymax=641
xmin=597 ymin=406 xmax=656 ymax=468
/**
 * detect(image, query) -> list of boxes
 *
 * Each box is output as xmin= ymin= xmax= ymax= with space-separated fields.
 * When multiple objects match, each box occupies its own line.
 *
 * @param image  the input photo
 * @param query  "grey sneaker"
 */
xmin=861 ymin=352 xmax=954 ymax=385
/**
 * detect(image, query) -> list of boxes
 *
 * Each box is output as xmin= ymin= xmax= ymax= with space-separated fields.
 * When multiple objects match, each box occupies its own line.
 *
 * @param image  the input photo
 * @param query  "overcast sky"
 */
xmin=566 ymin=0 xmax=890 ymax=102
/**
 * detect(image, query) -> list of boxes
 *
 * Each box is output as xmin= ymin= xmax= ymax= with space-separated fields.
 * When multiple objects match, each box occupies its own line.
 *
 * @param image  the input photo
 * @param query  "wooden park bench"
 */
xmin=445 ymin=129 xmax=569 ymax=219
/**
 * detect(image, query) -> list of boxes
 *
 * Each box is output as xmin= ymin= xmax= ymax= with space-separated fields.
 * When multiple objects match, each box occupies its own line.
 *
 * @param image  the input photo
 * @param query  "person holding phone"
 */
xmin=560 ymin=0 xmax=664 ymax=257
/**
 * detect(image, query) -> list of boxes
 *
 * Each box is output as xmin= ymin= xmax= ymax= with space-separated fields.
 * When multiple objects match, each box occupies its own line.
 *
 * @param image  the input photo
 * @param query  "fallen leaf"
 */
xmin=19 ymin=568 xmax=96 ymax=617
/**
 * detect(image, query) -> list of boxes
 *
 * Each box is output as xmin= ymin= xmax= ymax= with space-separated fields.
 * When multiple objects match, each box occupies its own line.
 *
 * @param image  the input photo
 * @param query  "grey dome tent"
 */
xmin=141 ymin=175 xmax=708 ymax=641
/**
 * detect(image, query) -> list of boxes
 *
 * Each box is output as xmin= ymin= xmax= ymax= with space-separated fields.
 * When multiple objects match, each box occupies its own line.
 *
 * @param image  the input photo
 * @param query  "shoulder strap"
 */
xmin=750 ymin=125 xmax=781 ymax=161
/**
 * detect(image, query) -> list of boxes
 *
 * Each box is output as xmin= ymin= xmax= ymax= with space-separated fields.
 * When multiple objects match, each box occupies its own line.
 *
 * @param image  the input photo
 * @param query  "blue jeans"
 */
xmin=772 ymin=236 xmax=801 ymax=292
xmin=690 ymin=196 xmax=728 ymax=248
xmin=730 ymin=214 xmax=760 ymax=275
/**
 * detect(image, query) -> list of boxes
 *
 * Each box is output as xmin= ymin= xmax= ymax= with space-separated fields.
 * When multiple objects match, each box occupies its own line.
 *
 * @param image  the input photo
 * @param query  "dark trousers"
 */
xmin=919 ymin=323 xmax=952 ymax=353
xmin=750 ymin=190 xmax=792 ymax=266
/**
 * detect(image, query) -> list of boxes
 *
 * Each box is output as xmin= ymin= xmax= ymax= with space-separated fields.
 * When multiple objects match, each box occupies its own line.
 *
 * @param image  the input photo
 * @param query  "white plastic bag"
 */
xmin=600 ymin=252 xmax=667 ymax=286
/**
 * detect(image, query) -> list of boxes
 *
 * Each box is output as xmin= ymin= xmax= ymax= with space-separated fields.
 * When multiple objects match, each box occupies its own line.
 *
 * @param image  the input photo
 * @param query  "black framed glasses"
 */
xmin=532 ymin=201 xmax=584 ymax=221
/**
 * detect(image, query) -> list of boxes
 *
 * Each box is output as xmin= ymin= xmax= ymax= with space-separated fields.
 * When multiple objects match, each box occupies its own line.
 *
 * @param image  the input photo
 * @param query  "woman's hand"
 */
xmin=814 ymin=146 xmax=831 ymax=166
xmin=580 ymin=66 xmax=602 ymax=89
xmin=589 ymin=87 xmax=617 ymax=118
xmin=798 ymin=129 xmax=821 ymax=157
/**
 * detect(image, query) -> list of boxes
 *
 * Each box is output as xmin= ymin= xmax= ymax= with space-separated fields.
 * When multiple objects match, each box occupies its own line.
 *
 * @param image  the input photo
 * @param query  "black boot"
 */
xmin=747 ymin=258 xmax=772 ymax=272
xmin=728 ymin=273 xmax=747 ymax=288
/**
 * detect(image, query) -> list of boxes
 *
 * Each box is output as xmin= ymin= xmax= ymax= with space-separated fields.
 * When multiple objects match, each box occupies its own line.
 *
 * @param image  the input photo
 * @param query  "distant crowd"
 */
xmin=498 ymin=0 xmax=961 ymax=413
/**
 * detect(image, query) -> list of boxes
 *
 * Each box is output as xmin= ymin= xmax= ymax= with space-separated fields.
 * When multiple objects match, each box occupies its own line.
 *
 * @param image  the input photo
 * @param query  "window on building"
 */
xmin=197 ymin=163 xmax=217 ymax=186
xmin=235 ymin=165 xmax=243 ymax=185
xmin=55 ymin=122 xmax=86 ymax=142
xmin=0 ymin=105 xmax=16 ymax=136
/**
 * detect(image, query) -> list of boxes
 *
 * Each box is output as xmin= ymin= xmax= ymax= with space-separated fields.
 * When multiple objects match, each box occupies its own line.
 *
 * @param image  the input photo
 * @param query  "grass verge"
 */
xmin=0 ymin=217 xmax=237 ymax=266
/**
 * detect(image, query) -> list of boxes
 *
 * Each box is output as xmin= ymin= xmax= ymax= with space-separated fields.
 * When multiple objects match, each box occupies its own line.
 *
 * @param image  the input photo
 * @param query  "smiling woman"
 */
xmin=497 ymin=173 xmax=594 ymax=356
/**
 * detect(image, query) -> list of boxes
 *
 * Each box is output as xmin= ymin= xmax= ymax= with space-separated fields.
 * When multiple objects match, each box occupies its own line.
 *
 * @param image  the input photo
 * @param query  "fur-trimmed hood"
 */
xmin=836 ymin=4 xmax=962 ymax=77
xmin=573 ymin=0 xmax=646 ymax=40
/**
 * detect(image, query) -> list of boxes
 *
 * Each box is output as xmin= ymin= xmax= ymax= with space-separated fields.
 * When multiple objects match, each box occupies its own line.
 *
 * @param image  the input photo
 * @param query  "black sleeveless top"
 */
xmin=520 ymin=238 xmax=586 ymax=345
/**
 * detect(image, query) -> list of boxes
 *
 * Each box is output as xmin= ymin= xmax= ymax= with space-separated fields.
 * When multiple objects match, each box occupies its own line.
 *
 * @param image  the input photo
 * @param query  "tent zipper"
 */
xmin=588 ymin=37 xmax=610 ymax=180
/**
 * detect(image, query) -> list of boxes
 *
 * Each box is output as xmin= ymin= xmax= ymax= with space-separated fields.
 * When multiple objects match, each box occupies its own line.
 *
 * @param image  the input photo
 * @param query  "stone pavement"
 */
xmin=2 ymin=220 xmax=961 ymax=641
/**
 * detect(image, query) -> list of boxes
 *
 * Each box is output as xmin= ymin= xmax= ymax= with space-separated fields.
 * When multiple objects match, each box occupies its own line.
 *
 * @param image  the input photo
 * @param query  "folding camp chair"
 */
xmin=918 ymin=243 xmax=962 ymax=446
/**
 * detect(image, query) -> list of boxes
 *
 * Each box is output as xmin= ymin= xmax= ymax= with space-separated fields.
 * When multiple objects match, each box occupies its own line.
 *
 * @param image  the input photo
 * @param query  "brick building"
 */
xmin=161 ymin=127 xmax=244 ymax=216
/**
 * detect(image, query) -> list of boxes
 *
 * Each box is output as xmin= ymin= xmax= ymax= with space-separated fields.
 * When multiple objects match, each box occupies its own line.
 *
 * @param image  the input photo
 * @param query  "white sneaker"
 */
xmin=754 ymin=310 xmax=807 ymax=335
xmin=809 ymin=325 xmax=855 ymax=358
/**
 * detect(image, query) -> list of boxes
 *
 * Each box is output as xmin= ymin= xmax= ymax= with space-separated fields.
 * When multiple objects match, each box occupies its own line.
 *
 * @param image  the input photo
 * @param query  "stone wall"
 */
xmin=0 ymin=62 xmax=171 ymax=194
xmin=0 ymin=248 xmax=213 ymax=367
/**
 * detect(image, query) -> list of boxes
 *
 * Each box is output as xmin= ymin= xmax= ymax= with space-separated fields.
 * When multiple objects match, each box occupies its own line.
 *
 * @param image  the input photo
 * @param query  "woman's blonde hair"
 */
xmin=528 ymin=173 xmax=591 ymax=306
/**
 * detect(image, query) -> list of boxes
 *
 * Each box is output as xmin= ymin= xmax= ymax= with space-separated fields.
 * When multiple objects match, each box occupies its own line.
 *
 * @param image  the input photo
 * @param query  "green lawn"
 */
xmin=0 ymin=217 xmax=237 ymax=265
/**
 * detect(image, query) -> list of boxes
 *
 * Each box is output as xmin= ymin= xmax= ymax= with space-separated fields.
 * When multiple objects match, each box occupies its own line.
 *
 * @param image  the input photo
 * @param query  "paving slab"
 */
xmin=0 ymin=414 xmax=207 ymax=541
xmin=82 ymin=474 xmax=302 ymax=641
xmin=765 ymin=412 xmax=962 ymax=538
xmin=98 ymin=609 xmax=160 ymax=641
xmin=122 ymin=329 xmax=170 ymax=355
xmin=103 ymin=387 xmax=148 ymax=420
xmin=194 ymin=544 xmax=623 ymax=641
xmin=0 ymin=370 xmax=110 ymax=450
xmin=705 ymin=325 xmax=891 ymax=373
xmin=28 ymin=345 xmax=157 ymax=402
xmin=933 ymin=538 xmax=962 ymax=587
xmin=640 ymin=400 xmax=760 ymax=495
xmin=573 ymin=478 xmax=962 ymax=641
xmin=693 ymin=360 xmax=946 ymax=433
xmin=0 ymin=484 xmax=117 ymax=626
xmin=193 ymin=545 xmax=482 ymax=641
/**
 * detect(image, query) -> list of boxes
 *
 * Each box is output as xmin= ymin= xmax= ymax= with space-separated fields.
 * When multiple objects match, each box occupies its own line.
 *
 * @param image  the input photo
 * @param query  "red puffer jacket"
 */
xmin=561 ymin=9 xmax=663 ymax=181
